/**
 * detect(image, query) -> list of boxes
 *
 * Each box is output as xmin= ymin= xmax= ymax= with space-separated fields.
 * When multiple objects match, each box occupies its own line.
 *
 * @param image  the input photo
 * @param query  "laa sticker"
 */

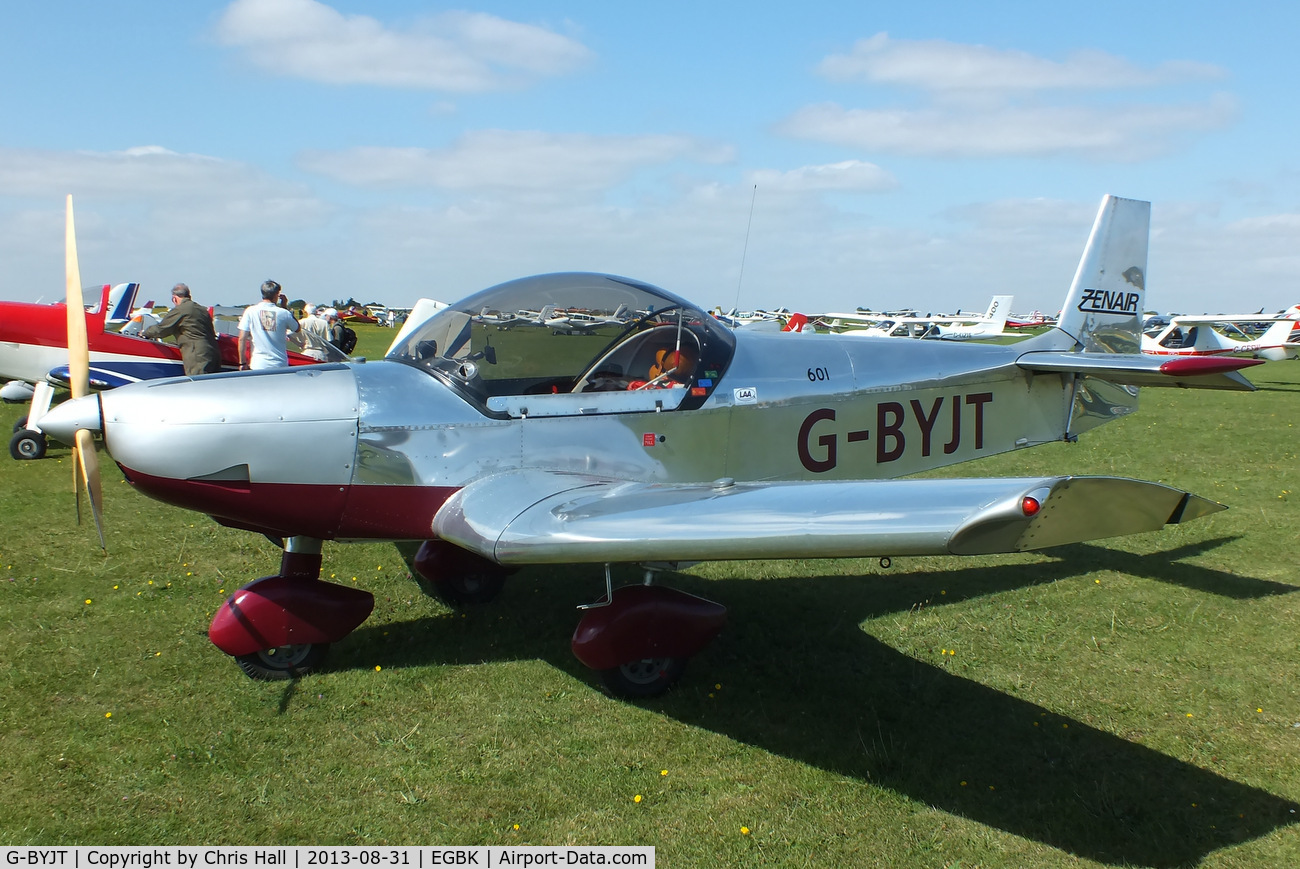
xmin=734 ymin=387 xmax=758 ymax=404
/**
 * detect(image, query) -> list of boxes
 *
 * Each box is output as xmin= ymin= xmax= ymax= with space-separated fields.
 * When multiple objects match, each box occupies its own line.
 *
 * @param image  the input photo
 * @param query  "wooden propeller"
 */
xmin=64 ymin=195 xmax=105 ymax=550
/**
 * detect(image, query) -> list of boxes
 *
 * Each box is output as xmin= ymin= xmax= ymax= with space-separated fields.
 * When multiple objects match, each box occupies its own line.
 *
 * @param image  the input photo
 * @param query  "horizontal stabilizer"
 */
xmin=1017 ymin=350 xmax=1260 ymax=391
xmin=433 ymin=470 xmax=1224 ymax=565
xmin=48 ymin=361 xmax=186 ymax=391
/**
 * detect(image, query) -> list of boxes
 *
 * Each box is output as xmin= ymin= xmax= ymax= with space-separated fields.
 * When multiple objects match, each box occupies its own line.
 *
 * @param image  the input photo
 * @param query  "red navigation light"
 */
xmin=1021 ymin=496 xmax=1041 ymax=517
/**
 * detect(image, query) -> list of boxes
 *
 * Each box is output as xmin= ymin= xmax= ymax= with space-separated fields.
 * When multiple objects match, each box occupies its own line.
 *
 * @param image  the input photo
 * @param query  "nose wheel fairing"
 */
xmin=209 ymin=574 xmax=375 ymax=659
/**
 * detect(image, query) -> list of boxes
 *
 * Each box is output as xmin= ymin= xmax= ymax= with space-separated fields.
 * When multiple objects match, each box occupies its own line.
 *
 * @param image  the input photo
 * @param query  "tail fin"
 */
xmin=985 ymin=294 xmax=1013 ymax=328
xmin=106 ymin=282 xmax=140 ymax=322
xmin=1251 ymin=318 xmax=1300 ymax=360
xmin=1051 ymin=195 xmax=1150 ymax=354
xmin=1257 ymin=318 xmax=1296 ymax=346
xmin=782 ymin=313 xmax=810 ymax=333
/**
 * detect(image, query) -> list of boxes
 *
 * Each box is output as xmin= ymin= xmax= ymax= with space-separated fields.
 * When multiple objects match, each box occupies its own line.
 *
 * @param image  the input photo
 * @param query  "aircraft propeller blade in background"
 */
xmin=64 ymin=195 xmax=105 ymax=550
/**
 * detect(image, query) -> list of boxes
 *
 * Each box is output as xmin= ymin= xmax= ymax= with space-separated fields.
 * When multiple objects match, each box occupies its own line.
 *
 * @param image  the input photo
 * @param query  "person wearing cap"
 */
xmin=142 ymin=283 xmax=222 ymax=376
xmin=323 ymin=307 xmax=345 ymax=348
xmin=296 ymin=302 xmax=331 ymax=361
xmin=237 ymin=279 xmax=300 ymax=370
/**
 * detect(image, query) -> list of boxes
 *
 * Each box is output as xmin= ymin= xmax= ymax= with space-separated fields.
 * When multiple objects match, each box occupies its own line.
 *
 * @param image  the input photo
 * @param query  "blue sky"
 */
xmin=2 ymin=0 xmax=1299 ymax=315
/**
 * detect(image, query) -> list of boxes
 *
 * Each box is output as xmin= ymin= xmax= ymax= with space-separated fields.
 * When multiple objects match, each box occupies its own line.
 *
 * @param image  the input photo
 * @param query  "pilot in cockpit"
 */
xmin=627 ymin=343 xmax=698 ymax=390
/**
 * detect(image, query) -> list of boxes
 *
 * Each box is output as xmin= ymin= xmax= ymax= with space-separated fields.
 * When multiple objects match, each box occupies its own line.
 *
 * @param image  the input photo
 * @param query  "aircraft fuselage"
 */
xmin=90 ymin=328 xmax=1102 ymax=541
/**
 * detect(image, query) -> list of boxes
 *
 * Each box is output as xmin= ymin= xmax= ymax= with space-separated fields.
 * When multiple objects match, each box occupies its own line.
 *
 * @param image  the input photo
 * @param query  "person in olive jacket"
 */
xmin=142 ymin=283 xmax=222 ymax=375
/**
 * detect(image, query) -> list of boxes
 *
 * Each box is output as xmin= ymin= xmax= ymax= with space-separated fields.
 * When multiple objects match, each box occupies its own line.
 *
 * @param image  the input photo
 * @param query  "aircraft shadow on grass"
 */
xmin=1251 ymin=381 xmax=1300 ymax=394
xmin=324 ymin=540 xmax=1299 ymax=867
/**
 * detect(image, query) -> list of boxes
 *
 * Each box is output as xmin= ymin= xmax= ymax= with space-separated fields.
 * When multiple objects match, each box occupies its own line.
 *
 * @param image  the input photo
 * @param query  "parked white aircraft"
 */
xmin=544 ymin=304 xmax=632 ymax=334
xmin=711 ymin=307 xmax=791 ymax=329
xmin=835 ymin=295 xmax=1014 ymax=341
xmin=475 ymin=304 xmax=558 ymax=330
xmin=1142 ymin=306 xmax=1300 ymax=361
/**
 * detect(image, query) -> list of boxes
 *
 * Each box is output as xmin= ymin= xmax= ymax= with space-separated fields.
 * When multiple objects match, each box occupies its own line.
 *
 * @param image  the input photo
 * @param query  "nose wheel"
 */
xmin=210 ymin=539 xmax=373 ymax=682
xmin=234 ymin=643 xmax=328 ymax=681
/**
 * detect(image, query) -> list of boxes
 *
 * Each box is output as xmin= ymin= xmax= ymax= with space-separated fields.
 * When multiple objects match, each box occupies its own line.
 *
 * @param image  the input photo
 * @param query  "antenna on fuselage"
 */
xmin=732 ymin=184 xmax=758 ymax=313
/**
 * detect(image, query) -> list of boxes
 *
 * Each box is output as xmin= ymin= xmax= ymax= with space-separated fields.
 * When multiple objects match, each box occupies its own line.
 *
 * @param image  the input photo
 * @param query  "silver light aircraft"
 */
xmin=42 ymin=194 xmax=1263 ymax=696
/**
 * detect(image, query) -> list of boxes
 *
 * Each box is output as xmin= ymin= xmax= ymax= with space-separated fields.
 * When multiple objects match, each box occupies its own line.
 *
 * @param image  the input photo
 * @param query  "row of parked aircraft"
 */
xmin=816 ymin=294 xmax=1016 ymax=340
xmin=475 ymin=303 xmax=633 ymax=334
xmin=720 ymin=293 xmax=1300 ymax=364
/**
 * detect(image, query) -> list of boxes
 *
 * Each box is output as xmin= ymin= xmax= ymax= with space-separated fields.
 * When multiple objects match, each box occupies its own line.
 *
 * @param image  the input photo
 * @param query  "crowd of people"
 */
xmin=136 ymin=279 xmax=369 ymax=375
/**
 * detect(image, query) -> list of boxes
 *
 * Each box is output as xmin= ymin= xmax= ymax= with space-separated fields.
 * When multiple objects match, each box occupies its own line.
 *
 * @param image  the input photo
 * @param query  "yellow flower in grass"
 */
xmin=740 ymin=826 xmax=750 ymax=836
xmin=633 ymin=794 xmax=642 ymax=804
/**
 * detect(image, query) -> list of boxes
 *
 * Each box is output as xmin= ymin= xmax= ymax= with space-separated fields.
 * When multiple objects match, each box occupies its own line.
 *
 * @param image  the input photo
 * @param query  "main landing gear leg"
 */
xmin=571 ymin=565 xmax=727 ymax=699
xmin=209 ymin=536 xmax=375 ymax=681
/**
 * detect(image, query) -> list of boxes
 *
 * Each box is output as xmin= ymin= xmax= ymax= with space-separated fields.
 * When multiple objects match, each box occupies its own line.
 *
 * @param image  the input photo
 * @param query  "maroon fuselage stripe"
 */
xmin=119 ymin=467 xmax=459 ymax=540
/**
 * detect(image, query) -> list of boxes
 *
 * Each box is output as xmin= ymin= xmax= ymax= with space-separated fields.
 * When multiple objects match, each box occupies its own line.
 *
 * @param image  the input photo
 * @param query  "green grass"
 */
xmin=1 ymin=351 xmax=1298 ymax=867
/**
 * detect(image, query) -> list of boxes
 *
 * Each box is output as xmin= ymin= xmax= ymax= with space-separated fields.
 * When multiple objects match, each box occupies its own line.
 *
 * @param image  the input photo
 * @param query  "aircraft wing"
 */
xmin=432 ymin=470 xmax=1223 ymax=566
xmin=1168 ymin=314 xmax=1297 ymax=324
xmin=1016 ymin=350 xmax=1261 ymax=390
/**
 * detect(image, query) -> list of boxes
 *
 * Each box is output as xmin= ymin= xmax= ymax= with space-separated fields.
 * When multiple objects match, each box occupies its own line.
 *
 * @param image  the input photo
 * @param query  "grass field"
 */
xmin=1 ymin=329 xmax=1297 ymax=867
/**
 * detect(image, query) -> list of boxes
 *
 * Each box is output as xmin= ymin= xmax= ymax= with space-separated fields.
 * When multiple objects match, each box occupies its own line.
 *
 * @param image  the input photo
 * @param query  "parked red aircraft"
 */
xmin=3 ymin=283 xmax=326 ymax=460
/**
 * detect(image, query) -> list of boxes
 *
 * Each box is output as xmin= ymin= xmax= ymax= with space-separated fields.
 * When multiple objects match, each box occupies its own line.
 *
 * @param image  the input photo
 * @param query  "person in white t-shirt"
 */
xmin=237 ymin=280 xmax=300 ymax=370
xmin=296 ymin=303 xmax=332 ymax=361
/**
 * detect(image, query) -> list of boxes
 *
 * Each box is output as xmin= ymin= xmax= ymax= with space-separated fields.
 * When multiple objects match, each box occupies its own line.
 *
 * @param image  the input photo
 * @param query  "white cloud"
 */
xmin=0 ymin=146 xmax=333 ymax=299
xmin=746 ymin=160 xmax=898 ymax=193
xmin=1150 ymin=209 xmax=1300 ymax=310
xmin=818 ymin=33 xmax=1226 ymax=95
xmin=790 ymin=34 xmax=1235 ymax=162
xmin=0 ymin=146 xmax=303 ymax=199
xmin=297 ymin=131 xmax=734 ymax=193
xmin=214 ymin=0 xmax=591 ymax=91
xmin=780 ymin=94 xmax=1237 ymax=161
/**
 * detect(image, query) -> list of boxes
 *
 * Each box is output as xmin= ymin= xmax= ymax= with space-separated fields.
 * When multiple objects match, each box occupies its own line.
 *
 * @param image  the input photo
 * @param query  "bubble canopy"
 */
xmin=388 ymin=272 xmax=735 ymax=413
